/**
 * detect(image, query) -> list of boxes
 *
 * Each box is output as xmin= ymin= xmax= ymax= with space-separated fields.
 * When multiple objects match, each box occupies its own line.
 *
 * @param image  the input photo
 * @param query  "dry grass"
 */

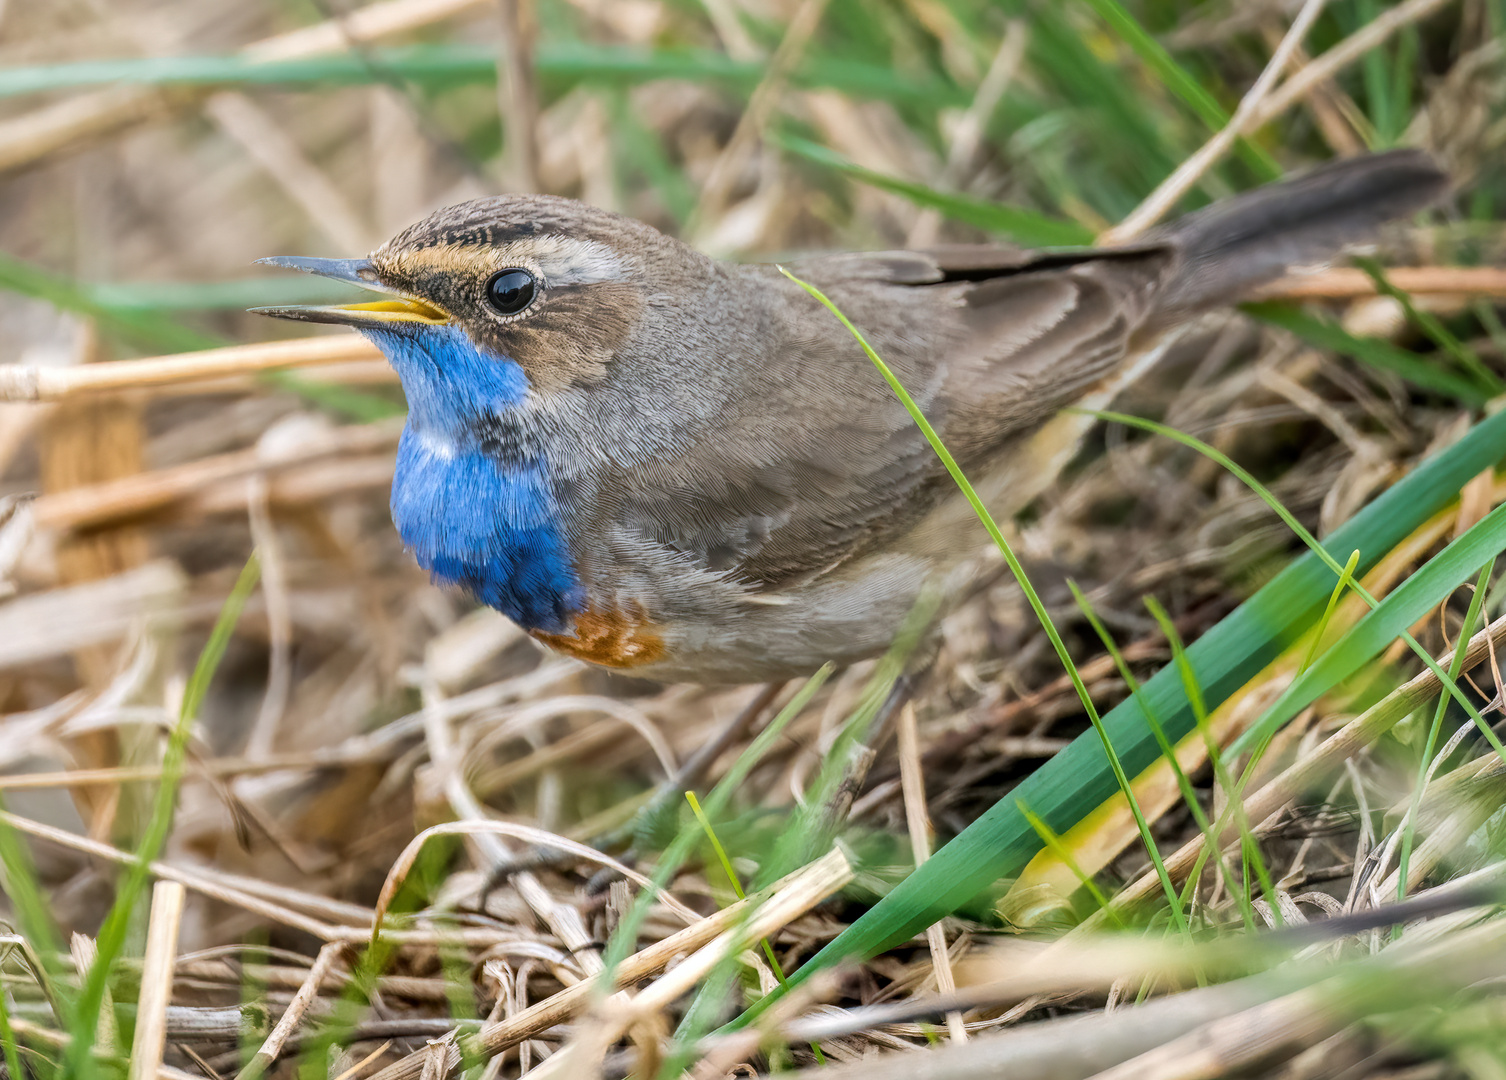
xmin=2 ymin=0 xmax=1506 ymax=1078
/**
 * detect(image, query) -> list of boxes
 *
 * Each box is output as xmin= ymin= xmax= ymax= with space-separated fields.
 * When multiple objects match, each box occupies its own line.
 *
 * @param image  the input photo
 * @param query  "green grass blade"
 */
xmin=687 ymin=792 xmax=751 ymax=905
xmin=1358 ymin=0 xmax=1393 ymax=143
xmin=1143 ymin=596 xmax=1269 ymax=931
xmin=64 ymin=555 xmax=261 ymax=1079
xmin=1353 ymin=257 xmax=1503 ymax=397
xmin=1076 ymin=0 xmax=1280 ymax=180
xmin=1244 ymin=301 xmax=1492 ymax=405
xmin=1068 ymin=581 xmax=1240 ymax=918
xmin=729 ymin=404 xmax=1506 ymax=1025
xmin=1300 ymin=549 xmax=1362 ymax=673
xmin=1355 ymin=0 xmax=1419 ymax=146
xmin=773 ymin=134 xmax=1095 ymax=246
xmin=1017 ymin=803 xmax=1123 ymax=927
xmin=1395 ymin=557 xmax=1494 ymax=903
xmin=0 ymin=251 xmax=220 ymax=354
xmin=0 ymin=44 xmax=963 ymax=108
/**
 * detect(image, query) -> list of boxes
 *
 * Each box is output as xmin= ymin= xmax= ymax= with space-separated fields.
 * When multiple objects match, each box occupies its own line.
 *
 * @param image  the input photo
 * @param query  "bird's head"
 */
xmin=255 ymin=194 xmax=702 ymax=431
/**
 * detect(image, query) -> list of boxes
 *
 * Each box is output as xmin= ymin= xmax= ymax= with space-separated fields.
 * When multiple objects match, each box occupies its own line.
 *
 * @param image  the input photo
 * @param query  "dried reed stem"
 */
xmin=897 ymin=701 xmax=966 ymax=1042
xmin=1243 ymin=0 xmax=1458 ymax=134
xmin=128 ymin=881 xmax=186 ymax=1080
xmin=1102 ymin=0 xmax=1328 ymax=244
xmin=0 ymin=336 xmax=380 ymax=402
xmin=234 ymin=940 xmax=346 ymax=1080
xmin=31 ymin=418 xmax=401 ymax=532
xmin=1103 ymin=0 xmax=1454 ymax=244
xmin=1256 ymin=266 xmax=1506 ymax=300
xmin=367 ymin=848 xmax=854 ymax=1080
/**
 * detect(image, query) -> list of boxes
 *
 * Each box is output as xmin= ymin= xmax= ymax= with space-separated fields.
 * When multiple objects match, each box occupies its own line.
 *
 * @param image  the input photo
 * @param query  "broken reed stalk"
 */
xmin=896 ymin=700 xmax=967 ymax=1043
xmin=2 ymin=266 xmax=1500 ymax=405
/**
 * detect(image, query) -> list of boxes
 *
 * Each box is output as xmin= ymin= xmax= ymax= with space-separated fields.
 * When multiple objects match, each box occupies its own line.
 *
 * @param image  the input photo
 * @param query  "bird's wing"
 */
xmin=613 ymin=151 xmax=1449 ymax=592
xmin=614 ymin=244 xmax=1175 ymax=590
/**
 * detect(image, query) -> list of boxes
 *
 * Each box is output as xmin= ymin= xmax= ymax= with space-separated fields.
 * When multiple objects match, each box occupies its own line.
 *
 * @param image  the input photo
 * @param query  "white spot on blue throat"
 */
xmin=361 ymin=322 xmax=584 ymax=632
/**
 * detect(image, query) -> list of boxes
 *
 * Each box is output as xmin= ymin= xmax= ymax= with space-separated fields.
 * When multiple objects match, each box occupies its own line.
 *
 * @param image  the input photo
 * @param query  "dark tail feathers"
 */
xmin=1154 ymin=149 xmax=1449 ymax=314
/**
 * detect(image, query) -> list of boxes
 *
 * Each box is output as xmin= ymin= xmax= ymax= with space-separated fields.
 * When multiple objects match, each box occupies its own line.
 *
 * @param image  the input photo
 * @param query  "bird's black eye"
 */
xmin=486 ymin=268 xmax=537 ymax=316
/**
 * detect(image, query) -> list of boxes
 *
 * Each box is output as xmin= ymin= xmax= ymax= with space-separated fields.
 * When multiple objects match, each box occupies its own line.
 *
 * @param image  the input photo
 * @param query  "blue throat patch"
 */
xmin=364 ymin=323 xmax=584 ymax=633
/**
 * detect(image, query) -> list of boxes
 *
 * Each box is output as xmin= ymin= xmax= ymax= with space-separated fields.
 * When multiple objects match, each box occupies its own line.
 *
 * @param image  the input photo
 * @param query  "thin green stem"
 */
xmin=1300 ymin=550 xmax=1363 ymax=674
xmin=1018 ymin=803 xmax=1125 ymax=927
xmin=1144 ymin=598 xmax=1275 ymax=930
xmin=1076 ymin=0 xmax=1280 ymax=178
xmin=601 ymin=666 xmax=831 ymax=974
xmin=1395 ymin=558 xmax=1495 ymax=904
xmin=1070 ymin=582 xmax=1238 ymax=928
xmin=781 ymin=269 xmax=1115 ymax=857
xmin=66 ymin=554 xmax=261 ymax=1079
xmin=684 ymin=792 xmax=815 ymax=1034
xmin=1354 ymin=257 xmax=1503 ymax=396
xmin=0 ymin=980 xmax=26 ymax=1080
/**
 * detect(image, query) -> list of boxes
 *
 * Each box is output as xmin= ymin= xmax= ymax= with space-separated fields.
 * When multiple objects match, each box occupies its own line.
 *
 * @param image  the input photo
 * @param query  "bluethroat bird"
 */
xmin=256 ymin=150 xmax=1446 ymax=684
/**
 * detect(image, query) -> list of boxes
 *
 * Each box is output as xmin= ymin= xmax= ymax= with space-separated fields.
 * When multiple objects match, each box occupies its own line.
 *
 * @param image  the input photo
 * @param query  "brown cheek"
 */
xmin=497 ymin=285 xmax=645 ymax=391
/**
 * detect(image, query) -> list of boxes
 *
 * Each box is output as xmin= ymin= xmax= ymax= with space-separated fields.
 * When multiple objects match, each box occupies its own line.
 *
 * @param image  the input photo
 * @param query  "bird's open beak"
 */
xmin=250 ymin=256 xmax=449 ymax=327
